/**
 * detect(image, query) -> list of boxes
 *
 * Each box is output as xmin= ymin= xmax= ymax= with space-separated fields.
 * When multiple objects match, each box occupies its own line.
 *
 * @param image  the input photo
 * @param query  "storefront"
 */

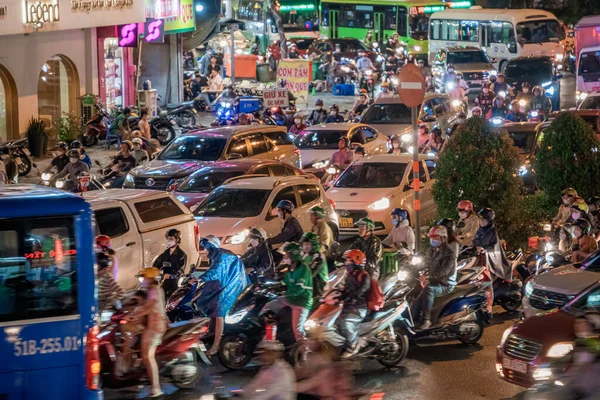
xmin=97 ymin=26 xmax=136 ymax=111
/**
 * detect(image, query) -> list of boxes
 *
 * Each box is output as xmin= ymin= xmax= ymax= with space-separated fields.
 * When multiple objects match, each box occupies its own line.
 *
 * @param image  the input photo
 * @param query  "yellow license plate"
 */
xmin=340 ymin=217 xmax=354 ymax=228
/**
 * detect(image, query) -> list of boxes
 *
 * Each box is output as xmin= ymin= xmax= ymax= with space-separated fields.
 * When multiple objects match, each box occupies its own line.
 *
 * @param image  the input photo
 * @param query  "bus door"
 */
xmin=481 ymin=21 xmax=491 ymax=52
xmin=374 ymin=12 xmax=385 ymax=43
xmin=329 ymin=9 xmax=339 ymax=38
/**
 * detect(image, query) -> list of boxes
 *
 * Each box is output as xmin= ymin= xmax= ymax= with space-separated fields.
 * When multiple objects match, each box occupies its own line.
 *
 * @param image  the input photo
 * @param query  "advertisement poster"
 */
xmin=164 ymin=0 xmax=195 ymax=34
xmin=263 ymin=89 xmax=290 ymax=108
xmin=276 ymin=59 xmax=310 ymax=105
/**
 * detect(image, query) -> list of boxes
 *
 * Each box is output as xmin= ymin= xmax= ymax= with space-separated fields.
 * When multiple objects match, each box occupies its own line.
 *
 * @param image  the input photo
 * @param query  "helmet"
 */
xmin=587 ymin=196 xmax=600 ymax=207
xmin=68 ymin=149 xmax=80 ymax=158
xmin=343 ymin=249 xmax=366 ymax=266
xmin=489 ymin=75 xmax=497 ymax=82
xmin=96 ymin=235 xmax=111 ymax=249
xmin=381 ymin=82 xmax=389 ymax=88
xmin=428 ymin=225 xmax=448 ymax=239
xmin=70 ymin=140 xmax=82 ymax=149
xmin=276 ymin=200 xmax=295 ymax=212
xmin=437 ymin=218 xmax=456 ymax=232
xmin=122 ymin=140 xmax=133 ymax=151
xmin=353 ymin=145 xmax=366 ymax=155
xmin=573 ymin=218 xmax=592 ymax=234
xmin=456 ymin=71 xmax=463 ymax=77
xmin=418 ymin=123 xmax=429 ymax=133
xmin=417 ymin=59 xmax=425 ymax=65
xmin=355 ymin=218 xmax=375 ymax=230
xmin=249 ymin=227 xmax=268 ymax=241
xmin=497 ymin=73 xmax=505 ymax=79
xmin=562 ymin=187 xmax=578 ymax=197
xmin=97 ymin=252 xmax=113 ymax=271
xmin=471 ymin=106 xmax=482 ymax=115
xmin=315 ymin=98 xmax=324 ymax=106
xmin=283 ymin=242 xmax=303 ymax=262
xmin=77 ymin=171 xmax=90 ymax=180
xmin=522 ymin=82 xmax=531 ymax=89
xmin=300 ymin=232 xmax=321 ymax=252
xmin=572 ymin=198 xmax=589 ymax=214
xmin=138 ymin=267 xmax=161 ymax=279
xmin=56 ymin=142 xmax=68 ymax=151
xmin=391 ymin=208 xmax=409 ymax=221
xmin=359 ymin=88 xmax=368 ymax=95
xmin=132 ymin=137 xmax=143 ymax=145
xmin=478 ymin=207 xmax=495 ymax=222
xmin=457 ymin=200 xmax=474 ymax=212
xmin=447 ymin=63 xmax=454 ymax=70
xmin=166 ymin=228 xmax=182 ymax=243
xmin=532 ymin=85 xmax=543 ymax=95
xmin=310 ymin=206 xmax=325 ymax=219
xmin=494 ymin=96 xmax=504 ymax=105
xmin=200 ymin=235 xmax=221 ymax=249
xmin=338 ymin=136 xmax=349 ymax=147
xmin=330 ymin=104 xmax=339 ymax=112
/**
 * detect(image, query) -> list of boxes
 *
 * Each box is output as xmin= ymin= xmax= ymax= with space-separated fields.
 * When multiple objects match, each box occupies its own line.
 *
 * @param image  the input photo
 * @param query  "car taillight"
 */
xmin=86 ymin=325 xmax=101 ymax=390
xmin=194 ymin=224 xmax=200 ymax=252
xmin=329 ymin=198 xmax=336 ymax=210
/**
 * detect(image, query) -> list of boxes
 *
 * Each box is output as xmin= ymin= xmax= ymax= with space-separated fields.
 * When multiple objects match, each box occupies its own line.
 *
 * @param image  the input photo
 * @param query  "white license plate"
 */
xmin=503 ymin=356 xmax=527 ymax=373
xmin=15 ymin=157 xmax=23 ymax=166
xmin=23 ymin=148 xmax=31 ymax=156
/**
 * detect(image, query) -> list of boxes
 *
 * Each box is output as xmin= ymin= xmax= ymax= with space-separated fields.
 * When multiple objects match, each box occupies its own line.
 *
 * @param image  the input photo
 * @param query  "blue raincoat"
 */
xmin=198 ymin=247 xmax=250 ymax=317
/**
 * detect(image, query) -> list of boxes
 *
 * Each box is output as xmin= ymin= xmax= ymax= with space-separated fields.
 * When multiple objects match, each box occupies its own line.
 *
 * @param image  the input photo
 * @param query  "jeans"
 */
xmin=412 ymin=283 xmax=454 ymax=321
xmin=262 ymin=297 xmax=309 ymax=341
xmin=336 ymin=305 xmax=367 ymax=349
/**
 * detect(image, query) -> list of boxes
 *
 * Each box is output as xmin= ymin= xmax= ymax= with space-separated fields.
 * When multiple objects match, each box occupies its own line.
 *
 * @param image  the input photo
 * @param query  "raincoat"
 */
xmin=472 ymin=223 xmax=512 ymax=281
xmin=198 ymin=247 xmax=250 ymax=317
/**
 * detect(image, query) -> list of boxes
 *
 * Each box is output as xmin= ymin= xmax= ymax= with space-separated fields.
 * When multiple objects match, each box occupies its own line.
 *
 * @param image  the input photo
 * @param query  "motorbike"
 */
xmin=451 ymin=99 xmax=467 ymax=114
xmin=320 ymin=164 xmax=344 ymax=188
xmin=81 ymin=104 xmax=111 ymax=147
xmin=0 ymin=138 xmax=36 ymax=177
xmin=40 ymin=171 xmax=105 ymax=191
xmin=333 ymin=58 xmax=358 ymax=85
xmin=128 ymin=111 xmax=177 ymax=145
xmin=359 ymin=69 xmax=375 ymax=98
xmin=528 ymin=109 xmax=546 ymax=123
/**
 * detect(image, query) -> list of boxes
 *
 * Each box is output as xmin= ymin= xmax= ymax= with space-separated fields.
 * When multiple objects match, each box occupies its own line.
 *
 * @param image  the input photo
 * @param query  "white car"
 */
xmin=327 ymin=154 xmax=438 ymax=236
xmin=293 ymin=123 xmax=388 ymax=170
xmin=578 ymin=91 xmax=600 ymax=110
xmin=193 ymin=175 xmax=339 ymax=255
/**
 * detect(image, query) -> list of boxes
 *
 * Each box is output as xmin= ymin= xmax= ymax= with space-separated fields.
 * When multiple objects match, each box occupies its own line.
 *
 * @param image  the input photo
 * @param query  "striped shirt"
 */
xmin=98 ymin=274 xmax=125 ymax=311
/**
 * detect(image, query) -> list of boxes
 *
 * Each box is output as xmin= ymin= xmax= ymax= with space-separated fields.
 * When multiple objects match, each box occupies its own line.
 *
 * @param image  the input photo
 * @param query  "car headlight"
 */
xmin=326 ymin=167 xmax=338 ymax=175
xmin=547 ymin=343 xmax=573 ymax=358
xmin=525 ymin=281 xmax=534 ymax=298
xmin=518 ymin=165 xmax=528 ymax=176
xmin=125 ymin=173 xmax=134 ymax=183
xmin=555 ymin=53 xmax=564 ymax=62
xmin=225 ymin=229 xmax=249 ymax=245
xmin=500 ymin=327 xmax=512 ymax=347
xmin=546 ymin=86 xmax=555 ymax=96
xmin=312 ymin=160 xmax=329 ymax=169
xmin=407 ymin=146 xmax=414 ymax=154
xmin=367 ymin=197 xmax=390 ymax=211
xmin=55 ymin=180 xmax=65 ymax=189
xmin=225 ymin=304 xmax=255 ymax=324
xmin=488 ymin=70 xmax=497 ymax=76
xmin=411 ymin=255 xmax=422 ymax=266
xmin=401 ymin=133 xmax=412 ymax=142
xmin=41 ymin=172 xmax=53 ymax=181
xmin=412 ymin=45 xmax=422 ymax=52
xmin=304 ymin=319 xmax=317 ymax=331
xmin=397 ymin=269 xmax=408 ymax=281
xmin=452 ymin=99 xmax=461 ymax=107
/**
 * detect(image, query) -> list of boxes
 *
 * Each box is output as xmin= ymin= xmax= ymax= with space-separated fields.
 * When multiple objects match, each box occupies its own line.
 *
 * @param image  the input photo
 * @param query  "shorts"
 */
xmin=142 ymin=330 xmax=164 ymax=347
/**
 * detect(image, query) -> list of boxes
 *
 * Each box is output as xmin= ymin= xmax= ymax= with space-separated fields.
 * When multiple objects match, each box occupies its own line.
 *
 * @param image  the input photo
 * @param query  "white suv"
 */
xmin=193 ymin=175 xmax=339 ymax=255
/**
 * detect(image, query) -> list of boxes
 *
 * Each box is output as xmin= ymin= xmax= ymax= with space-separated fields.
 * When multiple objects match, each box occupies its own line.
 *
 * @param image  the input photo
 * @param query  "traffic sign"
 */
xmin=397 ymin=64 xmax=426 ymax=108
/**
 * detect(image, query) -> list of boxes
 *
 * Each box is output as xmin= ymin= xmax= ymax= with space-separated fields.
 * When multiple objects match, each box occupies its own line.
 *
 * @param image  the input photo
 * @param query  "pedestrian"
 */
xmin=138 ymin=108 xmax=151 ymax=140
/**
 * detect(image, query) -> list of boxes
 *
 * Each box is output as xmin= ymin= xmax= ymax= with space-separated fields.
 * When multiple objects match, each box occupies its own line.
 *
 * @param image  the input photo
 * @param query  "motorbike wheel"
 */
xmin=218 ymin=335 xmax=256 ymax=370
xmin=456 ymin=317 xmax=484 ymax=345
xmin=171 ymin=350 xmax=203 ymax=389
xmin=17 ymin=156 xmax=32 ymax=177
xmin=500 ymin=291 xmax=523 ymax=313
xmin=377 ymin=333 xmax=409 ymax=367
xmin=176 ymin=110 xmax=197 ymax=127
xmin=81 ymin=133 xmax=99 ymax=147
xmin=154 ymin=124 xmax=176 ymax=145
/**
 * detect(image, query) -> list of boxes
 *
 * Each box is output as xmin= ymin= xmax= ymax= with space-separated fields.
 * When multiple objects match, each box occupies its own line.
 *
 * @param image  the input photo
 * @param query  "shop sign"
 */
xmin=276 ymin=59 xmax=310 ymax=105
xmin=263 ymin=89 xmax=289 ymax=108
xmin=118 ymin=22 xmax=138 ymax=47
xmin=164 ymin=0 xmax=193 ymax=34
xmin=279 ymin=4 xmax=314 ymax=11
xmin=154 ymin=0 xmax=178 ymax=18
xmin=71 ymin=0 xmax=134 ymax=12
xmin=23 ymin=0 xmax=60 ymax=27
xmin=144 ymin=18 xmax=164 ymax=43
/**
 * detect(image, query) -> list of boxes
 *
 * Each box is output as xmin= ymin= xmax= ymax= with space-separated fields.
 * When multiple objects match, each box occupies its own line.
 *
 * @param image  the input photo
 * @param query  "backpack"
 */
xmin=366 ymin=277 xmax=385 ymax=311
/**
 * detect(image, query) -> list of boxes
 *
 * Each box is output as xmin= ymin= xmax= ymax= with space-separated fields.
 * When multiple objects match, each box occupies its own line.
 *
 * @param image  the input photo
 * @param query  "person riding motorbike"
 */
xmin=97 ymin=252 xmax=125 ymax=312
xmin=349 ymin=92 xmax=369 ymax=120
xmin=377 ymin=82 xmax=395 ymax=99
xmin=516 ymin=82 xmax=533 ymax=105
xmin=310 ymin=206 xmax=334 ymax=251
xmin=152 ymin=228 xmax=187 ymax=300
xmin=356 ymin=51 xmax=376 ymax=84
xmin=214 ymin=84 xmax=239 ymax=110
xmin=289 ymin=113 xmax=307 ymax=135
xmin=51 ymin=149 xmax=90 ymax=190
xmin=262 ymin=242 xmax=313 ymax=341
xmin=353 ymin=145 xmax=366 ymax=162
xmin=71 ymin=171 xmax=93 ymax=193
xmin=487 ymin=96 xmax=508 ymax=119
xmin=491 ymin=73 xmax=510 ymax=96
xmin=529 ymin=85 xmax=552 ymax=117
xmin=450 ymin=113 xmax=466 ymax=136
xmin=363 ymin=30 xmax=375 ymax=47
xmin=412 ymin=225 xmax=457 ymax=330
xmin=455 ymin=200 xmax=479 ymax=247
xmin=307 ymin=99 xmax=328 ymax=125
xmin=131 ymin=137 xmax=149 ymax=166
xmin=46 ymin=142 xmax=70 ymax=174
xmin=553 ymin=187 xmax=579 ymax=227
xmin=442 ymin=64 xmax=457 ymax=88
xmin=349 ymin=218 xmax=382 ymax=280
xmin=472 ymin=208 xmax=512 ymax=281
xmin=328 ymin=137 xmax=353 ymax=168
xmin=417 ymin=124 xmax=431 ymax=151
xmin=337 ymin=249 xmax=371 ymax=358
xmin=103 ymin=140 xmax=136 ymax=188
xmin=448 ymin=77 xmax=467 ymax=108
xmin=70 ymin=140 xmax=92 ymax=167
xmin=571 ymin=218 xmax=598 ymax=263
xmin=196 ymin=236 xmax=250 ymax=356
xmin=437 ymin=218 xmax=460 ymax=257
xmin=325 ymin=104 xmax=345 ymax=123
xmin=475 ymin=83 xmax=495 ymax=116
xmin=301 ymin=232 xmax=329 ymax=301
xmin=506 ymin=100 xmax=528 ymax=122
xmin=382 ymin=208 xmax=415 ymax=252
xmin=388 ymin=136 xmax=403 ymax=155
xmin=242 ymin=340 xmax=296 ymax=400
xmin=241 ymin=227 xmax=274 ymax=281
xmin=267 ymin=200 xmax=304 ymax=246
xmin=571 ymin=200 xmax=591 ymax=224
xmin=455 ymin=72 xmax=469 ymax=91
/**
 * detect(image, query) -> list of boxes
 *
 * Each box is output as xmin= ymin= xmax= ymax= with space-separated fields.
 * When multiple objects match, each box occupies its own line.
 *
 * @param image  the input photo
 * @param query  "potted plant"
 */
xmin=26 ymin=117 xmax=48 ymax=157
xmin=53 ymin=112 xmax=82 ymax=145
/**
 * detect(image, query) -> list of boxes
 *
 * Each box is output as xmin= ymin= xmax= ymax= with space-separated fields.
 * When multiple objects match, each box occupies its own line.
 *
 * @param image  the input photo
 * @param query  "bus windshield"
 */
xmin=516 ymin=19 xmax=564 ymax=44
xmin=579 ymin=51 xmax=600 ymax=76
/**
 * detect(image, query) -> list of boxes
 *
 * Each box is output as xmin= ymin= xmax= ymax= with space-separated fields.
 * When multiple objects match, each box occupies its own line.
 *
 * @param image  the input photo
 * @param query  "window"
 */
xmin=491 ymin=21 xmax=516 ymax=53
xmin=408 ymin=162 xmax=428 ymax=185
xmin=376 ymin=6 xmax=397 ymax=30
xmin=437 ymin=98 xmax=451 ymax=114
xmin=228 ymin=137 xmax=249 ymax=158
xmin=158 ymin=136 xmax=227 ymax=161
xmin=421 ymin=100 xmax=436 ymax=118
xmin=134 ymin=197 xmax=185 ymax=223
xmin=195 ymin=188 xmax=270 ymax=218
xmin=335 ymin=162 xmax=407 ymax=188
xmin=271 ymin=186 xmax=297 ymax=210
xmin=338 ymin=5 xmax=374 ymax=29
xmin=460 ymin=20 xmax=479 ymax=42
xmin=362 ymin=103 xmax=412 ymax=125
xmin=95 ymin=207 xmax=129 ymax=238
xmin=264 ymin=130 xmax=293 ymax=146
xmin=247 ymin=134 xmax=269 ymax=155
xmin=430 ymin=19 xmax=441 ymax=40
xmin=570 ymin=286 xmax=600 ymax=313
xmin=430 ymin=98 xmax=447 ymax=116
xmin=297 ymin=185 xmax=320 ymax=205
xmin=442 ymin=20 xmax=460 ymax=41
xmin=516 ymin=19 xmax=564 ymax=45
xmin=350 ymin=129 xmax=363 ymax=144
xmin=0 ymin=216 xmax=78 ymax=323
xmin=177 ymin=170 xmax=244 ymax=193
xmin=316 ymin=41 xmax=331 ymax=53
xmin=361 ymin=127 xmax=378 ymax=142
xmin=270 ymin=165 xmax=296 ymax=176
xmin=294 ymin=130 xmax=347 ymax=149
xmin=398 ymin=7 xmax=408 ymax=36
xmin=253 ymin=166 xmax=270 ymax=175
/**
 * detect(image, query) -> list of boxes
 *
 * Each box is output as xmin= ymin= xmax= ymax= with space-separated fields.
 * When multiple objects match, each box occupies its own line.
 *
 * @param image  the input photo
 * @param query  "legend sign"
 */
xmin=23 ymin=0 xmax=60 ymax=27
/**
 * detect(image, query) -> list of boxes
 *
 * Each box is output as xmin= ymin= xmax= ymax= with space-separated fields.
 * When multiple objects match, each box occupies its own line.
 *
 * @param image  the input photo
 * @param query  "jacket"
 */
xmin=284 ymin=263 xmax=313 ymax=309
xmin=472 ymin=224 xmax=498 ymax=251
xmin=307 ymin=109 xmax=328 ymax=125
xmin=473 ymin=224 xmax=513 ymax=281
xmin=325 ymin=114 xmax=345 ymax=123
xmin=152 ymin=246 xmax=187 ymax=278
xmin=456 ymin=213 xmax=479 ymax=247
xmin=303 ymin=252 xmax=328 ymax=300
xmin=382 ymin=220 xmax=415 ymax=251
xmin=328 ymin=149 xmax=353 ymax=167
xmin=428 ymin=244 xmax=457 ymax=287
xmin=54 ymin=161 xmax=90 ymax=182
xmin=312 ymin=220 xmax=334 ymax=250
xmin=269 ymin=216 xmax=303 ymax=246
xmin=341 ymin=268 xmax=370 ymax=307
xmin=350 ymin=235 xmax=382 ymax=279
xmin=241 ymin=241 xmax=274 ymax=276
xmin=289 ymin=123 xmax=307 ymax=135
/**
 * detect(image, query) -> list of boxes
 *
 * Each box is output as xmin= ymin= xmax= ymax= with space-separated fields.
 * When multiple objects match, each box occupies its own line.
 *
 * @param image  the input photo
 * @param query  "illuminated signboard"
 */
xmin=118 ymin=22 xmax=138 ymax=47
xmin=449 ymin=1 xmax=472 ymax=8
xmin=279 ymin=4 xmax=315 ymax=11
xmin=145 ymin=18 xmax=164 ymax=43
xmin=23 ymin=0 xmax=60 ymax=27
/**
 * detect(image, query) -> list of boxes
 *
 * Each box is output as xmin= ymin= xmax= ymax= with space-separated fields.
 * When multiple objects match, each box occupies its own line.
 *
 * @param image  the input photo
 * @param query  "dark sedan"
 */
xmin=504 ymin=56 xmax=562 ymax=111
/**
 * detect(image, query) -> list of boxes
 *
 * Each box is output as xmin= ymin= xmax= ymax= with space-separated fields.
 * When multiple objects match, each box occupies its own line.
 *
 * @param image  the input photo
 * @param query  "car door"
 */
xmin=93 ymin=204 xmax=143 ymax=290
xmin=360 ymin=126 xmax=386 ymax=154
xmin=295 ymin=183 xmax=322 ymax=230
xmin=265 ymin=185 xmax=298 ymax=245
xmin=419 ymin=161 xmax=437 ymax=221
xmin=226 ymin=135 xmax=250 ymax=159
xmin=247 ymin=132 xmax=271 ymax=160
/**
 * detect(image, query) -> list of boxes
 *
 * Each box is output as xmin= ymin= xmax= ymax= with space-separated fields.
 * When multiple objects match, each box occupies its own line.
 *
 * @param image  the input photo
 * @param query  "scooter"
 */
xmin=81 ymin=104 xmax=111 ymax=147
xmin=0 ymin=138 xmax=36 ymax=177
xmin=359 ymin=69 xmax=375 ymax=98
xmin=128 ymin=112 xmax=177 ymax=145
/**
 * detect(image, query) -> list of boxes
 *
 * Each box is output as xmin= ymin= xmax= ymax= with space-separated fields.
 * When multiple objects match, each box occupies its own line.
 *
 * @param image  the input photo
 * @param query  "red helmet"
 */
xmin=343 ymin=249 xmax=366 ymax=266
xmin=428 ymin=225 xmax=448 ymax=240
xmin=96 ymin=235 xmax=111 ymax=249
xmin=457 ymin=200 xmax=474 ymax=212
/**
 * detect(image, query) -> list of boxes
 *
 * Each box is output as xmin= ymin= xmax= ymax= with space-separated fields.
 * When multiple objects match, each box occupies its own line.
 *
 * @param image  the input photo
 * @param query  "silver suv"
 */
xmin=433 ymin=47 xmax=497 ymax=93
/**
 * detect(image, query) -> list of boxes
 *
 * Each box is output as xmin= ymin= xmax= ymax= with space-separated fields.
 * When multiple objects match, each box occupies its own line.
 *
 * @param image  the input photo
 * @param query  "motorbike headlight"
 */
xmin=518 ymin=165 xmax=528 ymax=176
xmin=525 ymin=281 xmax=534 ymax=298
xmin=492 ymin=117 xmax=503 ymax=125
xmin=367 ymin=197 xmax=390 ymax=211
xmin=545 ymin=242 xmax=553 ymax=252
xmin=412 ymin=45 xmax=422 ymax=52
xmin=407 ymin=146 xmax=414 ymax=154
xmin=326 ymin=167 xmax=338 ymax=175
xmin=397 ymin=269 xmax=408 ymax=281
xmin=488 ymin=70 xmax=497 ymax=76
xmin=519 ymin=99 xmax=527 ymax=107
xmin=222 ymin=102 xmax=232 ymax=108
xmin=541 ymin=81 xmax=552 ymax=88
xmin=546 ymin=343 xmax=573 ymax=358
xmin=125 ymin=173 xmax=135 ymax=183
xmin=446 ymin=82 xmax=455 ymax=90
xmin=225 ymin=229 xmax=249 ymax=245
xmin=498 ymin=91 xmax=506 ymax=98
xmin=312 ymin=160 xmax=329 ymax=169
xmin=392 ymin=77 xmax=399 ymax=84
xmin=401 ymin=133 xmax=412 ymax=143
xmin=411 ymin=255 xmax=422 ymax=266
xmin=452 ymin=99 xmax=461 ymax=107
xmin=225 ymin=304 xmax=255 ymax=324
xmin=546 ymin=254 xmax=555 ymax=264
xmin=554 ymin=53 xmax=564 ymax=62
xmin=530 ymin=111 xmax=539 ymax=118
xmin=304 ymin=319 xmax=317 ymax=331
xmin=55 ymin=180 xmax=65 ymax=189
xmin=366 ymin=70 xmax=373 ymax=75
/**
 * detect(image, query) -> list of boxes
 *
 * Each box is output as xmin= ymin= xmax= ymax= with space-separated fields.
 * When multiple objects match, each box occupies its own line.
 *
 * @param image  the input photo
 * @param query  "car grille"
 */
xmin=133 ymin=177 xmax=172 ymax=190
xmin=528 ymin=289 xmax=574 ymax=311
xmin=337 ymin=209 xmax=368 ymax=228
xmin=462 ymin=71 xmax=487 ymax=82
xmin=505 ymin=334 xmax=542 ymax=362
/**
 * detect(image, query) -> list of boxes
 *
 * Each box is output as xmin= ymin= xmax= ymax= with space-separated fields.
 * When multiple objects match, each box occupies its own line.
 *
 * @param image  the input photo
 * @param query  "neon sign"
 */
xmin=118 ymin=23 xmax=138 ymax=47
xmin=449 ymin=1 xmax=472 ymax=8
xmin=145 ymin=18 xmax=164 ymax=43
xmin=279 ymin=4 xmax=314 ymax=11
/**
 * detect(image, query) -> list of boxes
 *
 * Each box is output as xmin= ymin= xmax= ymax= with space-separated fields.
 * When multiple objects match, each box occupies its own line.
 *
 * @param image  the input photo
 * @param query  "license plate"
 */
xmin=503 ymin=356 xmax=527 ymax=373
xmin=22 ymin=148 xmax=30 ymax=156
xmin=15 ymin=157 xmax=23 ymax=166
xmin=199 ymin=343 xmax=207 ymax=351
xmin=340 ymin=217 xmax=354 ymax=228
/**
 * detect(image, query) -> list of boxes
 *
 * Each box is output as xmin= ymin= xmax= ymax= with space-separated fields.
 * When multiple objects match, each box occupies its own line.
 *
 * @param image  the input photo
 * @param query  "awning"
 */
xmin=183 ymin=15 xmax=221 ymax=51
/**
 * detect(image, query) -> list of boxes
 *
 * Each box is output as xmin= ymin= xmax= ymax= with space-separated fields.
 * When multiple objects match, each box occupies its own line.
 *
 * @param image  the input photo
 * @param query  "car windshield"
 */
xmin=294 ymin=130 xmax=348 ymax=149
xmin=194 ymin=188 xmax=270 ymax=218
xmin=447 ymin=51 xmax=490 ymax=64
xmin=508 ymin=131 xmax=537 ymax=154
xmin=516 ymin=19 xmax=564 ymax=44
xmin=362 ymin=103 xmax=412 ymax=125
xmin=565 ymin=285 xmax=600 ymax=315
xmin=581 ymin=249 xmax=600 ymax=272
xmin=580 ymin=96 xmax=600 ymax=110
xmin=158 ymin=135 xmax=227 ymax=161
xmin=293 ymin=39 xmax=314 ymax=50
xmin=506 ymin=59 xmax=553 ymax=80
xmin=579 ymin=51 xmax=600 ymax=76
xmin=177 ymin=170 xmax=245 ymax=193
xmin=334 ymin=40 xmax=369 ymax=52
xmin=335 ymin=162 xmax=407 ymax=188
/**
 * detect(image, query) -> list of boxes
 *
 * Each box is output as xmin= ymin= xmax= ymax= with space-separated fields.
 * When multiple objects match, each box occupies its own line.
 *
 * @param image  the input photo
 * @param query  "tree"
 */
xmin=432 ymin=117 xmax=524 ymax=244
xmin=535 ymin=112 xmax=600 ymax=202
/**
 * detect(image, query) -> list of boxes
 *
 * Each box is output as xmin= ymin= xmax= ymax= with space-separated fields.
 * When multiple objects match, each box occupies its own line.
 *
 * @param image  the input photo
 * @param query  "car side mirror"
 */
xmin=228 ymin=153 xmax=243 ymax=160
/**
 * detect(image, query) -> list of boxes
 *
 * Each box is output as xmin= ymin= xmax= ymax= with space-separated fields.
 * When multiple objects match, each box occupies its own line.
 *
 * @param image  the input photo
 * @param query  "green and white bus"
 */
xmin=319 ymin=0 xmax=472 ymax=60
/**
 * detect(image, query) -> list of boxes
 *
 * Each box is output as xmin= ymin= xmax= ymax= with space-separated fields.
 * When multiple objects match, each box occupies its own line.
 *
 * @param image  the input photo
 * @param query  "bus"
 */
xmin=319 ymin=0 xmax=473 ymax=61
xmin=0 ymin=186 xmax=101 ymax=400
xmin=428 ymin=8 xmax=565 ymax=71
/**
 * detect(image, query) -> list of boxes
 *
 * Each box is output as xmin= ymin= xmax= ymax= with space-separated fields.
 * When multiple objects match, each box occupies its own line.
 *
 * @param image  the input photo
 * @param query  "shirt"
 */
xmin=131 ymin=149 xmax=149 ymax=166
xmin=152 ymin=246 xmax=187 ymax=277
xmin=312 ymin=220 xmax=334 ymax=250
xmin=113 ymin=154 xmax=137 ymax=173
xmin=356 ymin=57 xmax=374 ymax=71
xmin=145 ymin=285 xmax=168 ymax=334
xmin=98 ymin=273 xmax=125 ymax=311
xmin=209 ymin=73 xmax=224 ymax=91
xmin=382 ymin=220 xmax=415 ymax=250
xmin=55 ymin=161 xmax=90 ymax=182
xmin=329 ymin=149 xmax=353 ymax=167
xmin=51 ymin=155 xmax=70 ymax=173
xmin=138 ymin=118 xmax=151 ymax=139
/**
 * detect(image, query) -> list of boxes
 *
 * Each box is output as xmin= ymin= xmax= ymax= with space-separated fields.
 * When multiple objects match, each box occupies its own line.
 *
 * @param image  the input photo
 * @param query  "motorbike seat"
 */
xmin=166 ymin=101 xmax=193 ymax=110
xmin=362 ymin=305 xmax=395 ymax=323
xmin=429 ymin=284 xmax=479 ymax=323
xmin=162 ymin=321 xmax=193 ymax=341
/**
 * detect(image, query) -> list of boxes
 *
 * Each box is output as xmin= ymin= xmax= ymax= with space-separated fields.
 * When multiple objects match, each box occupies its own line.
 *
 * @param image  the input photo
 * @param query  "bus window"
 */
xmin=443 ymin=20 xmax=460 ymax=40
xmin=398 ymin=6 xmax=408 ymax=36
xmin=374 ymin=6 xmax=397 ymax=31
xmin=516 ymin=19 xmax=563 ymax=44
xmin=409 ymin=11 xmax=430 ymax=40
xmin=339 ymin=5 xmax=374 ymax=29
xmin=430 ymin=19 xmax=440 ymax=40
xmin=491 ymin=21 xmax=517 ymax=53
xmin=460 ymin=20 xmax=479 ymax=42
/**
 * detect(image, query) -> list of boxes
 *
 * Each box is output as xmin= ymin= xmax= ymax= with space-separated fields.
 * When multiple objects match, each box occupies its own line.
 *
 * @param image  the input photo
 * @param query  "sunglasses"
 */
xmin=457 ymin=208 xmax=469 ymax=213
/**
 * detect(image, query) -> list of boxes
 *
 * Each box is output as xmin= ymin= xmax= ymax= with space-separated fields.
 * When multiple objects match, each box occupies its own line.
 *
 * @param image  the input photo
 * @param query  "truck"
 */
xmin=574 ymin=15 xmax=600 ymax=103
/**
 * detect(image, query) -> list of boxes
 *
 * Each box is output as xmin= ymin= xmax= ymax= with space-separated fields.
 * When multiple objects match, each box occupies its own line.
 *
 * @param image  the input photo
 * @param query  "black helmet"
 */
xmin=56 ymin=141 xmax=68 ymax=151
xmin=330 ymin=104 xmax=339 ymax=112
xmin=354 ymin=145 xmax=366 ymax=155
xmin=489 ymin=75 xmax=497 ymax=82
xmin=478 ymin=207 xmax=495 ymax=222
xmin=97 ymin=252 xmax=113 ymax=271
xmin=437 ymin=217 xmax=456 ymax=232
xmin=522 ymin=82 xmax=531 ymax=89
xmin=70 ymin=140 xmax=82 ymax=149
xmin=166 ymin=228 xmax=182 ymax=243
xmin=573 ymin=218 xmax=591 ymax=234
xmin=588 ymin=196 xmax=600 ymax=207
xmin=315 ymin=98 xmax=324 ymax=106
xmin=68 ymin=149 xmax=80 ymax=158
xmin=276 ymin=200 xmax=295 ymax=212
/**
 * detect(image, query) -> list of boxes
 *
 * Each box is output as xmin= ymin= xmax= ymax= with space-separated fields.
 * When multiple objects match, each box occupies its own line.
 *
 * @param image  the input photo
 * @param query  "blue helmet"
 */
xmin=276 ymin=200 xmax=295 ymax=212
xmin=391 ymin=208 xmax=409 ymax=221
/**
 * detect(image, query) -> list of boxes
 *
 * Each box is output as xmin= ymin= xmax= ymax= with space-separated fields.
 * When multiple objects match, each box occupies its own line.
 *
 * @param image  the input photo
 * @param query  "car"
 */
xmin=307 ymin=38 xmax=376 ymax=62
xmin=496 ymin=281 xmax=600 ymax=387
xmin=432 ymin=47 xmax=496 ymax=93
xmin=521 ymin=249 xmax=600 ymax=319
xmin=83 ymin=189 xmax=201 ymax=290
xmin=504 ymin=56 xmax=562 ymax=110
xmin=123 ymin=126 xmax=300 ymax=191
xmin=293 ymin=123 xmax=388 ymax=170
xmin=550 ymin=110 xmax=600 ymax=137
xmin=327 ymin=154 xmax=438 ymax=235
xmin=171 ymin=159 xmax=307 ymax=209
xmin=360 ymin=95 xmax=460 ymax=145
xmin=578 ymin=91 xmax=600 ymax=110
xmin=268 ymin=37 xmax=316 ymax=60
xmin=193 ymin=175 xmax=339 ymax=255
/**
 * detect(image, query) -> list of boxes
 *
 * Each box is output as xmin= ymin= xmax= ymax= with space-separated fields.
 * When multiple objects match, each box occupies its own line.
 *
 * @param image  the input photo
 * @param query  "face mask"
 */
xmin=316 ymin=106 xmax=322 ymax=111
xmin=134 ymin=145 xmax=141 ymax=151
xmin=249 ymin=238 xmax=260 ymax=248
xmin=430 ymin=239 xmax=440 ymax=247
xmin=80 ymin=180 xmax=90 ymax=188
xmin=167 ymin=240 xmax=177 ymax=248
xmin=563 ymin=197 xmax=571 ymax=205
xmin=70 ymin=157 xmax=79 ymax=164
xmin=392 ymin=218 xmax=400 ymax=226
xmin=294 ymin=119 xmax=301 ymax=124
xmin=278 ymin=211 xmax=285 ymax=220
xmin=572 ymin=212 xmax=582 ymax=220
xmin=330 ymin=111 xmax=337 ymax=116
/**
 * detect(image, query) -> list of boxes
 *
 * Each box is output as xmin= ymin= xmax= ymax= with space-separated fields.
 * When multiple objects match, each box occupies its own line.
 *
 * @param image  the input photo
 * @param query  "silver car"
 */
xmin=433 ymin=47 xmax=496 ymax=93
